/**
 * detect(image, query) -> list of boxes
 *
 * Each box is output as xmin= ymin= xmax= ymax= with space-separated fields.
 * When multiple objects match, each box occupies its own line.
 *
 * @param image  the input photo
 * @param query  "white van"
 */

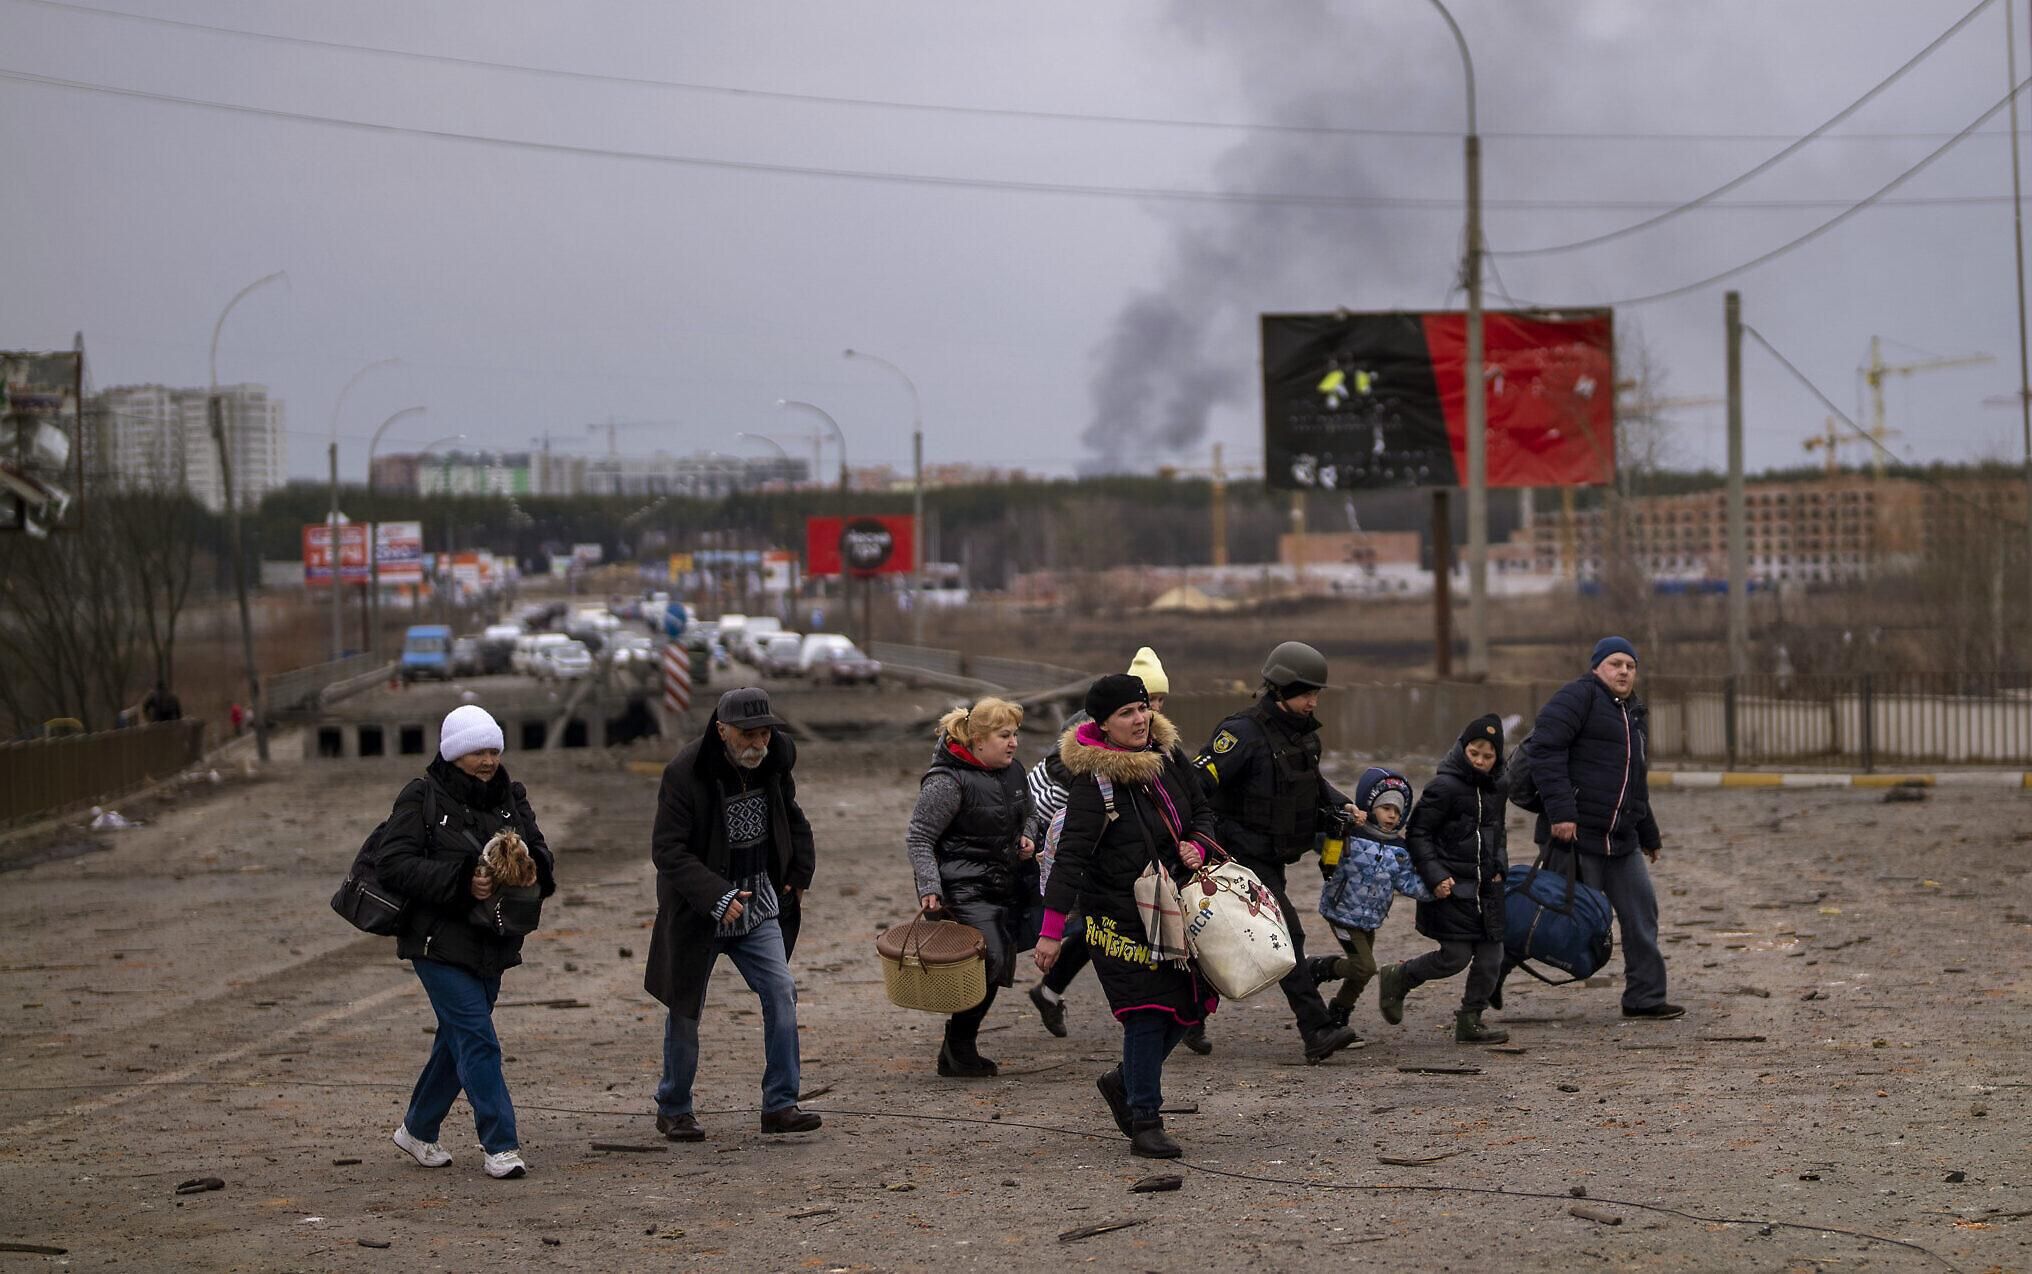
xmin=735 ymin=617 xmax=782 ymax=664
xmin=512 ymin=632 xmax=567 ymax=675
xmin=798 ymin=633 xmax=854 ymax=673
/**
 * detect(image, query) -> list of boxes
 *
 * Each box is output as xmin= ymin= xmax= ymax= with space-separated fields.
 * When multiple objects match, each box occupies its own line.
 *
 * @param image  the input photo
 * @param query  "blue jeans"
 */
xmin=404 ymin=958 xmax=517 ymax=1153
xmin=656 ymin=917 xmax=801 ymax=1117
xmin=1121 ymin=1010 xmax=1187 ymax=1121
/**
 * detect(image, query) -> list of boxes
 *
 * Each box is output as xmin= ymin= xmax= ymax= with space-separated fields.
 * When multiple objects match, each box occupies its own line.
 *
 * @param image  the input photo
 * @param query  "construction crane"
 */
xmin=1803 ymin=416 xmax=1898 ymax=477
xmin=1156 ymin=443 xmax=1262 ymax=566
xmin=584 ymin=418 xmax=674 ymax=456
xmin=1860 ymin=337 xmax=1994 ymax=478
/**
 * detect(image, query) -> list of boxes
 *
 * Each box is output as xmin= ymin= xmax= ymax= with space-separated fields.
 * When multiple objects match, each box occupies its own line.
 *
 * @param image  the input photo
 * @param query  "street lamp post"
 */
xmin=778 ymin=398 xmax=856 ymax=642
xmin=735 ymin=430 xmax=797 ymax=484
xmin=209 ymin=270 xmax=287 ymax=763
xmin=843 ymin=348 xmax=925 ymax=645
xmin=327 ymin=357 xmax=401 ymax=663
xmin=363 ymin=406 xmax=430 ymax=651
xmin=1425 ymin=0 xmax=1488 ymax=679
xmin=414 ymin=435 xmax=464 ymax=623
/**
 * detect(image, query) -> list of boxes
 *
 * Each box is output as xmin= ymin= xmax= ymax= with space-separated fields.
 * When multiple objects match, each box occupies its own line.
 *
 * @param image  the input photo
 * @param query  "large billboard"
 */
xmin=805 ymin=515 xmax=916 ymax=578
xmin=303 ymin=523 xmax=369 ymax=586
xmin=375 ymin=520 xmax=424 ymax=584
xmin=1260 ymin=310 xmax=1615 ymax=492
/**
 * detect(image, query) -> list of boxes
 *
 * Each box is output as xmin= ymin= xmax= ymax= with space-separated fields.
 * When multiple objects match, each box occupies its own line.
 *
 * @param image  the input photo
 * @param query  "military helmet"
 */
xmin=1262 ymin=640 xmax=1330 ymax=691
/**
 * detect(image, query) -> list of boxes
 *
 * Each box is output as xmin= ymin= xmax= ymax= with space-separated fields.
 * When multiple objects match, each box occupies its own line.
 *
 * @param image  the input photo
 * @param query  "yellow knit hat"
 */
xmin=1126 ymin=646 xmax=1169 ymax=696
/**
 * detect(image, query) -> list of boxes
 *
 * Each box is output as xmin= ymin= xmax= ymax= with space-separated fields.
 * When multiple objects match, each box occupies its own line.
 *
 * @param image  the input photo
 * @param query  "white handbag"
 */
xmin=1179 ymin=859 xmax=1298 ymax=1000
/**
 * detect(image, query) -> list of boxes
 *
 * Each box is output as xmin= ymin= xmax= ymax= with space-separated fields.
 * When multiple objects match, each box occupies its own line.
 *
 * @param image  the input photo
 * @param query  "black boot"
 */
xmin=1180 ymin=1023 xmax=1212 ymax=1055
xmin=1323 ymin=1000 xmax=1352 ymax=1033
xmin=1095 ymin=1068 xmax=1134 ymax=1138
xmin=937 ymin=1035 xmax=998 ymax=1078
xmin=1304 ymin=955 xmax=1344 ymax=988
xmin=1028 ymin=984 xmax=1067 ymax=1038
xmin=1129 ymin=1116 xmax=1181 ymax=1159
xmin=1303 ymin=1023 xmax=1365 ymax=1063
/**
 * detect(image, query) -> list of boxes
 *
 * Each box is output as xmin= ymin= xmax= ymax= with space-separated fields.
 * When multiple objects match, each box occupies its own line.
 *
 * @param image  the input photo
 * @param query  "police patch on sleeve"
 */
xmin=1211 ymin=729 xmax=1238 ymax=754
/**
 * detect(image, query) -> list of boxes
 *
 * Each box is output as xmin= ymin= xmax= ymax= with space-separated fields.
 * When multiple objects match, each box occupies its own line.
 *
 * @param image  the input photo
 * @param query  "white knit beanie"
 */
xmin=439 ymin=704 xmax=504 ymax=762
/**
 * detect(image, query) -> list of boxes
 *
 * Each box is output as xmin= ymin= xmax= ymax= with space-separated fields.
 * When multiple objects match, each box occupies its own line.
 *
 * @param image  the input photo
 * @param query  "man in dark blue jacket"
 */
xmin=1527 ymin=636 xmax=1682 ymax=1020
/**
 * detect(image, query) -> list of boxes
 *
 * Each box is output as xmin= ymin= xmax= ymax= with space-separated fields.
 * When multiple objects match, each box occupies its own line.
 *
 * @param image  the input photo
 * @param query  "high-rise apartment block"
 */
xmin=89 ymin=383 xmax=285 ymax=512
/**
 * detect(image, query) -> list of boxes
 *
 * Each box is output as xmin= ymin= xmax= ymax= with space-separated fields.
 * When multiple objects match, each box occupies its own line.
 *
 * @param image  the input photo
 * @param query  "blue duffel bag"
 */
xmin=1502 ymin=850 xmax=1614 ymax=985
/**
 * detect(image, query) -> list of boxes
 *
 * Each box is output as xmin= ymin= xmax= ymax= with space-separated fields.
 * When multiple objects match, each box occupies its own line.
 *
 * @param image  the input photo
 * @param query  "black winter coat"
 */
xmin=377 ymin=758 xmax=557 ymax=979
xmin=924 ymin=740 xmax=1031 ymax=900
xmin=1407 ymin=743 xmax=1508 ymax=944
xmin=1191 ymin=694 xmax=1351 ymax=865
xmin=644 ymin=714 xmax=816 ymax=1018
xmin=1526 ymin=674 xmax=1661 ymax=857
xmin=1043 ymin=715 xmax=1214 ymax=929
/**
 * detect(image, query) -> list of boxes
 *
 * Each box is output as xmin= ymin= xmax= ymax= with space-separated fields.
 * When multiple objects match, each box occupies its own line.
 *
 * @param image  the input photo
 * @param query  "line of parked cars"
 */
xmin=715 ymin=615 xmax=880 ymax=686
xmin=399 ymin=601 xmax=659 ymax=684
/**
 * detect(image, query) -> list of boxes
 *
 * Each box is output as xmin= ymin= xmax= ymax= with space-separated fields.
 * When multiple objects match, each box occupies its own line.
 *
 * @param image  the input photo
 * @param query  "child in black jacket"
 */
xmin=1375 ymin=713 xmax=1511 ymax=1044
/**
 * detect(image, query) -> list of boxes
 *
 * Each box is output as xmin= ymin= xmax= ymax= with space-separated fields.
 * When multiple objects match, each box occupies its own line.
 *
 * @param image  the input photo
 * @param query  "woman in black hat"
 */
xmin=1035 ymin=674 xmax=1217 ymax=1159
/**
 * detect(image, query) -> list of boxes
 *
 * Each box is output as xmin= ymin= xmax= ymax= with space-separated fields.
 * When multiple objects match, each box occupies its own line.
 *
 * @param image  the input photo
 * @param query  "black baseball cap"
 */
xmin=716 ymin=687 xmax=785 ymax=730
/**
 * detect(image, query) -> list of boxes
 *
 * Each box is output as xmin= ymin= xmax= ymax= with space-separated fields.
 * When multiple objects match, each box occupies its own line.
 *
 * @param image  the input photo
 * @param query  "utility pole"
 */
xmin=1211 ymin=442 xmax=1229 ymax=568
xmin=1725 ymin=291 xmax=1747 ymax=680
xmin=2008 ymin=0 xmax=2032 ymax=631
xmin=328 ymin=441 xmax=343 ymax=661
xmin=209 ymin=270 xmax=284 ymax=764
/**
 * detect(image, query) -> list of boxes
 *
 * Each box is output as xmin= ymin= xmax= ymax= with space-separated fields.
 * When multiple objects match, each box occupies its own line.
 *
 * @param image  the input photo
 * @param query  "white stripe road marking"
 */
xmin=0 ymin=976 xmax=416 ymax=1141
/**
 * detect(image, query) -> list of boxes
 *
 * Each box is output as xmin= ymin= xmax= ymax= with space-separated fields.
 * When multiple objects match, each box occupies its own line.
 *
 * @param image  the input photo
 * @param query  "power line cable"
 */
xmin=1492 ymin=0 xmax=2001 ymax=258
xmin=0 ymin=0 xmax=2015 ymax=148
xmin=1498 ymin=73 xmax=2032 ymax=309
xmin=0 ymin=65 xmax=2020 ymax=215
xmin=1743 ymin=323 xmax=2027 ymax=530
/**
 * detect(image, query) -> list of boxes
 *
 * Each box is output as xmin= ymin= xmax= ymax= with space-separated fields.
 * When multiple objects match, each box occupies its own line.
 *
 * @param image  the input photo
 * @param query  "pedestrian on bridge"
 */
xmin=379 ymin=704 xmax=556 ymax=1181
xmin=645 ymin=687 xmax=821 ymax=1141
xmin=906 ymin=696 xmax=1034 ymax=1077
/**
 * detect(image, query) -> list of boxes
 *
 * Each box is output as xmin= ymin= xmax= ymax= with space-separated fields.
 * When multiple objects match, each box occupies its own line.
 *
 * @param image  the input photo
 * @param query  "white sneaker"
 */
xmin=392 ymin=1126 xmax=451 ymax=1168
xmin=483 ymin=1149 xmax=527 ymax=1179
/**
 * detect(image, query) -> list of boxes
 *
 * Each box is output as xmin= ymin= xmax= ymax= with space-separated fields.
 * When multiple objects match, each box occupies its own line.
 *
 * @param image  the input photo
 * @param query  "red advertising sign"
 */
xmin=302 ymin=523 xmax=370 ymax=586
xmin=805 ymin=515 xmax=916 ymax=578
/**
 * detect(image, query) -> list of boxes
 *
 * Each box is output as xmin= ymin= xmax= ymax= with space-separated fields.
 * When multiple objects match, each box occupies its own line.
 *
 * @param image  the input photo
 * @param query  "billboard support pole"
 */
xmin=1433 ymin=489 xmax=1454 ymax=680
xmin=1726 ymin=291 xmax=1747 ymax=680
xmin=328 ymin=442 xmax=343 ymax=661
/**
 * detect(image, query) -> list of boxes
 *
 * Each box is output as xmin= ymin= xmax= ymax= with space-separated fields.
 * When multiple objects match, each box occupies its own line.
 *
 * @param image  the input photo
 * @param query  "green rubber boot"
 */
xmin=1454 ymin=1009 xmax=1510 ymax=1045
xmin=1377 ymin=963 xmax=1408 ymax=1026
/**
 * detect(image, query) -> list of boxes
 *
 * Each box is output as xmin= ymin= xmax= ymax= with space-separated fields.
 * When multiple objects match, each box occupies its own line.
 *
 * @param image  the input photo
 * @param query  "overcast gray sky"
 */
xmin=2 ymin=0 xmax=2027 ymax=485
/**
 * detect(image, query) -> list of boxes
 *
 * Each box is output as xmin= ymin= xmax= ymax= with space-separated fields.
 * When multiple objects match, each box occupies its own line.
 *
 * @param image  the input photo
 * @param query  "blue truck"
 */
xmin=400 ymin=624 xmax=453 ymax=681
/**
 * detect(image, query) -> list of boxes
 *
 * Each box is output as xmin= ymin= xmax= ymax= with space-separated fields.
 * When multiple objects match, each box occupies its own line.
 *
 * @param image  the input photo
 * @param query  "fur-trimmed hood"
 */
xmin=1057 ymin=711 xmax=1181 ymax=786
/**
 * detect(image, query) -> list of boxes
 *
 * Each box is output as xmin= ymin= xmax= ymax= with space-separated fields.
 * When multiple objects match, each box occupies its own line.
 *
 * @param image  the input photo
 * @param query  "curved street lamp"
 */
xmin=208 ymin=269 xmax=288 ymax=763
xmin=776 ymin=398 xmax=848 ymax=514
xmin=1424 ymin=0 xmax=1488 ymax=679
xmin=326 ymin=357 xmax=402 ymax=662
xmin=843 ymin=348 xmax=926 ymax=643
xmin=362 ymin=405 xmax=428 ymax=649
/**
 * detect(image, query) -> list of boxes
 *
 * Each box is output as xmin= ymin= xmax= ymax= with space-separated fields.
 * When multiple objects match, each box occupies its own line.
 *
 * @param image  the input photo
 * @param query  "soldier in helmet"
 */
xmin=1191 ymin=642 xmax=1364 ymax=1063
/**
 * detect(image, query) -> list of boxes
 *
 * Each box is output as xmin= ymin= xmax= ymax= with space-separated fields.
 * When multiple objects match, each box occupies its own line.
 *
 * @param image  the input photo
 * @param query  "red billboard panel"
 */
xmin=1261 ymin=309 xmax=1614 ymax=491
xmin=805 ymin=515 xmax=916 ymax=577
xmin=303 ymin=523 xmax=369 ymax=587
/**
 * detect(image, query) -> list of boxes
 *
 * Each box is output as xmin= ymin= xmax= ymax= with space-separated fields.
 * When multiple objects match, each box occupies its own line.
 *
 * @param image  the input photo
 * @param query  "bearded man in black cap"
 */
xmin=645 ymin=687 xmax=820 ymax=1140
xmin=1192 ymin=641 xmax=1364 ymax=1063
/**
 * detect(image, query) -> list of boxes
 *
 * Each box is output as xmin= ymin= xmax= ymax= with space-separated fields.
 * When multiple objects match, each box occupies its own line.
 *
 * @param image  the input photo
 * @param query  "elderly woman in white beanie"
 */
xmin=376 ymin=705 xmax=556 ymax=1180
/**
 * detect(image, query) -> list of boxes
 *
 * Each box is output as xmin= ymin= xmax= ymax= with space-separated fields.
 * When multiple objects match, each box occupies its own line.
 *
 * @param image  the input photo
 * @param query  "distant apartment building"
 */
xmin=89 ymin=383 xmax=285 ymax=512
xmin=1515 ymin=474 xmax=2018 ymax=585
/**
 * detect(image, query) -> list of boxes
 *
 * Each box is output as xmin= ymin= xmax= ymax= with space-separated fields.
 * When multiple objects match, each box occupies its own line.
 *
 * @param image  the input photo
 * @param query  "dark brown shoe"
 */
xmin=759 ymin=1105 xmax=822 ymax=1134
xmin=655 ymin=1113 xmax=703 ymax=1142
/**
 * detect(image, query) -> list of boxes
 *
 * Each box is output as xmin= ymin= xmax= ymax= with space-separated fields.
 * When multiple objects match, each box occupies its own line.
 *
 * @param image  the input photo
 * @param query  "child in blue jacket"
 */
xmin=1305 ymin=768 xmax=1433 ymax=1035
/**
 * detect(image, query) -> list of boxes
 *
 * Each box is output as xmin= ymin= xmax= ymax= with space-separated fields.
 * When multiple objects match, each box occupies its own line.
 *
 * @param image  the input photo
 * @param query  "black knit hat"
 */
xmin=1458 ymin=712 xmax=1504 ymax=752
xmin=1084 ymin=673 xmax=1149 ymax=724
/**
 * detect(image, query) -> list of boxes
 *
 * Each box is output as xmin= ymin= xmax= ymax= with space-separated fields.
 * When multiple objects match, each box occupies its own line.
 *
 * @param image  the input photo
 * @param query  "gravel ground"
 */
xmin=0 ymin=674 xmax=2027 ymax=1272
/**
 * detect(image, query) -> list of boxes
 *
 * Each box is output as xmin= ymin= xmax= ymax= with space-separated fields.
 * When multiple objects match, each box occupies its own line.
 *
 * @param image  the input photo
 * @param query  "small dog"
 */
xmin=479 ymin=829 xmax=538 ymax=889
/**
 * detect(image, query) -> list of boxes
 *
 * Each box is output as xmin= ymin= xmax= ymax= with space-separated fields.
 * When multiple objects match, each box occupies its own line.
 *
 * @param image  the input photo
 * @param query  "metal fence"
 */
xmin=264 ymin=652 xmax=390 ymax=716
xmin=1165 ymin=673 xmax=2032 ymax=770
xmin=0 ymin=719 xmax=208 ymax=826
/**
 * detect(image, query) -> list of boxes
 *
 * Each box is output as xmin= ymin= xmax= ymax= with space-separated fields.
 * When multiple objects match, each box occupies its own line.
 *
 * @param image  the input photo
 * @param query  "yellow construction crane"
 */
xmin=1156 ymin=443 xmax=1262 ymax=566
xmin=1803 ymin=416 xmax=1897 ymax=477
xmin=1860 ymin=337 xmax=1993 ymax=478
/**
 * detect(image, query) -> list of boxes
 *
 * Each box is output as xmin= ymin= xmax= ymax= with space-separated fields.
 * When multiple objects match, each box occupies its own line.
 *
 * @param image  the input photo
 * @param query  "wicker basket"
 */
xmin=875 ymin=915 xmax=988 ymax=1014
